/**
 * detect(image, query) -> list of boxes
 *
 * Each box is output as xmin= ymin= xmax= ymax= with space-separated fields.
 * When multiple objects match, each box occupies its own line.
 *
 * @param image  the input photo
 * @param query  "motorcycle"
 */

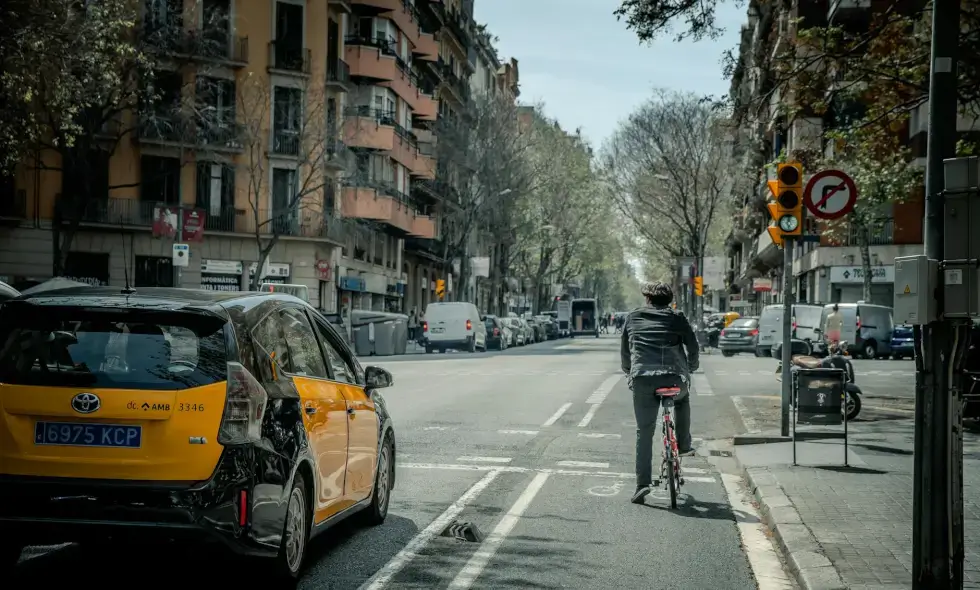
xmin=776 ymin=339 xmax=863 ymax=421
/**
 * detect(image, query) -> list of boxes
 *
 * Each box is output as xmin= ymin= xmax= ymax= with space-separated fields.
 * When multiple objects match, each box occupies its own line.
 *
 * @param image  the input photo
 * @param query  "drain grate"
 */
xmin=440 ymin=520 xmax=484 ymax=543
xmin=709 ymin=449 xmax=733 ymax=457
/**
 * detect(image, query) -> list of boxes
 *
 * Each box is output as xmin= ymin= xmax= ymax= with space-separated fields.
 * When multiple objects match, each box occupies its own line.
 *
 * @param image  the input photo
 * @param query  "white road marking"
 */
xmin=578 ymin=374 xmax=622 ymax=427
xmin=731 ymin=396 xmax=762 ymax=433
xmin=401 ymin=462 xmax=688 ymax=480
xmin=587 ymin=480 xmax=626 ymax=497
xmin=719 ymin=472 xmax=797 ymax=589
xmin=448 ymin=472 xmax=551 ymax=589
xmin=557 ymin=460 xmax=609 ymax=468
xmin=692 ymin=373 xmax=715 ymax=397
xmin=423 ymin=426 xmax=455 ymax=431
xmin=359 ymin=469 xmax=502 ymax=590
xmin=498 ymin=429 xmax=539 ymax=435
xmin=685 ymin=476 xmax=717 ymax=483
xmin=577 ymin=432 xmax=621 ymax=439
xmin=457 ymin=456 xmax=512 ymax=464
xmin=542 ymin=402 xmax=572 ymax=427
xmin=683 ymin=467 xmax=709 ymax=475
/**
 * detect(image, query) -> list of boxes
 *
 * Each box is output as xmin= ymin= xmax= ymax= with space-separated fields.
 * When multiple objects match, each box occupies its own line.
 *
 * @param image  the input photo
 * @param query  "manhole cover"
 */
xmin=440 ymin=520 xmax=484 ymax=543
xmin=709 ymin=450 xmax=732 ymax=457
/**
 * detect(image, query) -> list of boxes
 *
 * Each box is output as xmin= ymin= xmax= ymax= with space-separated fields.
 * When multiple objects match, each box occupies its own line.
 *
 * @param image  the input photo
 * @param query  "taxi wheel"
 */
xmin=274 ymin=472 xmax=310 ymax=580
xmin=362 ymin=433 xmax=394 ymax=526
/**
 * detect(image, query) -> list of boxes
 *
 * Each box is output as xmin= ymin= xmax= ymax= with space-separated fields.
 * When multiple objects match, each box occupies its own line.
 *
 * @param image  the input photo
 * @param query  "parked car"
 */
xmin=814 ymin=302 xmax=894 ymax=359
xmin=758 ymin=303 xmax=824 ymax=357
xmin=483 ymin=315 xmax=508 ymax=350
xmin=719 ymin=317 xmax=760 ymax=356
xmin=535 ymin=315 xmax=558 ymax=340
xmin=502 ymin=317 xmax=525 ymax=346
xmin=890 ymin=324 xmax=914 ymax=359
xmin=526 ymin=317 xmax=546 ymax=343
xmin=0 ymin=287 xmax=397 ymax=579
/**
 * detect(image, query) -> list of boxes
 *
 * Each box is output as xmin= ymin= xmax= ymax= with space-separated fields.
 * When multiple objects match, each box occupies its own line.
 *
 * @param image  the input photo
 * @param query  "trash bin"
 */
xmin=794 ymin=367 xmax=845 ymax=425
xmin=374 ymin=319 xmax=397 ymax=356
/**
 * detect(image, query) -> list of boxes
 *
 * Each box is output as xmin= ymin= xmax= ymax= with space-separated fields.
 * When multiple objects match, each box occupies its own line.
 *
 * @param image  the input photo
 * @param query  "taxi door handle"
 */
xmin=347 ymin=407 xmax=355 ymax=417
xmin=304 ymin=404 xmax=317 ymax=415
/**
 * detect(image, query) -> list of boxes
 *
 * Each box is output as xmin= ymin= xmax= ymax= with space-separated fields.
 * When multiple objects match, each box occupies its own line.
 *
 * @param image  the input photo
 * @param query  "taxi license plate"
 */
xmin=35 ymin=421 xmax=142 ymax=449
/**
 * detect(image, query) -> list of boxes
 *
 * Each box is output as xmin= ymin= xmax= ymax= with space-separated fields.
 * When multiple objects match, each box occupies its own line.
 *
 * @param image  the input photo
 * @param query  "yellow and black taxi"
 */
xmin=0 ymin=287 xmax=397 ymax=579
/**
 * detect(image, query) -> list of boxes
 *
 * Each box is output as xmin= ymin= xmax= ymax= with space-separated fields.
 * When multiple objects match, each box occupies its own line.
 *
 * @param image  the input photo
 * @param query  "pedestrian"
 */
xmin=825 ymin=303 xmax=843 ymax=345
xmin=408 ymin=308 xmax=418 ymax=342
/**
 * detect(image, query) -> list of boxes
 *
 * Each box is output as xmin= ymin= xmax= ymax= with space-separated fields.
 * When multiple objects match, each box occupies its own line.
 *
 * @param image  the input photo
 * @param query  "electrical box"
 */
xmin=894 ymin=255 xmax=938 ymax=325
xmin=943 ymin=156 xmax=980 ymax=318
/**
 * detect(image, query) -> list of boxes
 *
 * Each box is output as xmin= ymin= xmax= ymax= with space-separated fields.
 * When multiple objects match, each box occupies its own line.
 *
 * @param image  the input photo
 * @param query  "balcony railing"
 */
xmin=843 ymin=218 xmax=894 ymax=246
xmin=137 ymin=113 xmax=186 ymax=143
xmin=272 ymin=128 xmax=300 ymax=156
xmin=268 ymin=41 xmax=311 ymax=74
xmin=393 ymin=122 xmax=418 ymax=149
xmin=64 ymin=197 xmax=159 ymax=226
xmin=446 ymin=8 xmax=472 ymax=45
xmin=327 ymin=58 xmax=351 ymax=85
xmin=143 ymin=24 xmax=248 ymax=66
xmin=344 ymin=34 xmax=397 ymax=58
xmin=345 ymin=105 xmax=397 ymax=126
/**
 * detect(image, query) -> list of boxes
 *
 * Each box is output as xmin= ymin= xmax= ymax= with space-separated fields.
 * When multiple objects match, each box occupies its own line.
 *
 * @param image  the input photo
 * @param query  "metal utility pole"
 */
xmin=913 ymin=0 xmax=962 ymax=587
xmin=780 ymin=239 xmax=794 ymax=437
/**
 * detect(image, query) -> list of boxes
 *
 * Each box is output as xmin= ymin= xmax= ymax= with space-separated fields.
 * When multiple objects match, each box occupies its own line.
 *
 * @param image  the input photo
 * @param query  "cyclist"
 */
xmin=621 ymin=281 xmax=700 ymax=504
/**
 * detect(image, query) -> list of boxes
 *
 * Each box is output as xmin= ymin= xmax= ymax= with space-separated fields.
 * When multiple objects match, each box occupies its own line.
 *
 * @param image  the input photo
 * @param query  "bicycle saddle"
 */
xmin=656 ymin=387 xmax=681 ymax=397
xmin=791 ymin=355 xmax=822 ymax=369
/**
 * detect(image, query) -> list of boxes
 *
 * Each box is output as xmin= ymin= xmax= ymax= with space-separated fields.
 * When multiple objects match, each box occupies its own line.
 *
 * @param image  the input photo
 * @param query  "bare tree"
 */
xmin=238 ymin=76 xmax=338 ymax=290
xmin=603 ymin=90 xmax=734 ymax=273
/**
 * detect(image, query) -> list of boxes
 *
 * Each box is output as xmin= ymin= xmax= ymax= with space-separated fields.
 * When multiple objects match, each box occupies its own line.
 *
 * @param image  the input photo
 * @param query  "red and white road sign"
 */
xmin=803 ymin=169 xmax=858 ymax=220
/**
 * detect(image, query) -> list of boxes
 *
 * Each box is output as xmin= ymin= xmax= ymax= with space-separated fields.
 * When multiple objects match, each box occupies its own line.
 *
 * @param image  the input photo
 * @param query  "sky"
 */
xmin=474 ymin=0 xmax=746 ymax=150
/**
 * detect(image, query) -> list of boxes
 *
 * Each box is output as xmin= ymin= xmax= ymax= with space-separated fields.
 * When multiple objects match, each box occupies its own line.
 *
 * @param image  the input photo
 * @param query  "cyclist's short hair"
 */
xmin=641 ymin=281 xmax=673 ymax=306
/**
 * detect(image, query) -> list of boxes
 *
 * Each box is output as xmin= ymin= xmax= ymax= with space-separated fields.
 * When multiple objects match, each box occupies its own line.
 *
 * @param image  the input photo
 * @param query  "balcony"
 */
xmin=841 ymin=218 xmax=895 ymax=246
xmin=390 ymin=124 xmax=436 ymax=178
xmin=351 ymin=0 xmax=422 ymax=46
xmin=346 ymin=40 xmax=435 ymax=115
xmin=268 ymin=41 xmax=311 ymax=76
xmin=188 ymin=29 xmax=249 ymax=67
xmin=404 ymin=236 xmax=446 ymax=261
xmin=413 ymin=32 xmax=439 ymax=62
xmin=410 ymin=213 xmax=436 ymax=239
xmin=341 ymin=184 xmax=417 ymax=234
xmin=326 ymin=58 xmax=352 ymax=91
xmin=64 ymin=197 xmax=158 ymax=227
xmin=445 ymin=7 xmax=471 ymax=48
xmin=272 ymin=128 xmax=300 ymax=157
xmin=439 ymin=64 xmax=470 ymax=104
xmin=343 ymin=106 xmax=396 ymax=151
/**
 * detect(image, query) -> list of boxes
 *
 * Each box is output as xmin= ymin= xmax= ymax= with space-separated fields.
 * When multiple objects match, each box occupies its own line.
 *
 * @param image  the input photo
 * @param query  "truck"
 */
xmin=570 ymin=298 xmax=600 ymax=338
xmin=556 ymin=300 xmax=572 ymax=337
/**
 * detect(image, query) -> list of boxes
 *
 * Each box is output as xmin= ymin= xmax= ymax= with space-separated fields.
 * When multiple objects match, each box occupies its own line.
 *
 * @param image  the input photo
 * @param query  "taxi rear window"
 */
xmin=0 ymin=308 xmax=228 ymax=390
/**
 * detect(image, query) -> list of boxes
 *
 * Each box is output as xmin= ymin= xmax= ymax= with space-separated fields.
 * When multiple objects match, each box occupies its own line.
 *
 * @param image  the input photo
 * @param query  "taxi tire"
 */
xmin=361 ymin=433 xmax=394 ymax=526
xmin=273 ymin=472 xmax=311 ymax=582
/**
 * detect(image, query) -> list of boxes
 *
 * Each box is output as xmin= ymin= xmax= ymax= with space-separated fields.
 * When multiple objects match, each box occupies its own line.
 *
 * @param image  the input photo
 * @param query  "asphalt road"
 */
xmin=10 ymin=335 xmax=813 ymax=589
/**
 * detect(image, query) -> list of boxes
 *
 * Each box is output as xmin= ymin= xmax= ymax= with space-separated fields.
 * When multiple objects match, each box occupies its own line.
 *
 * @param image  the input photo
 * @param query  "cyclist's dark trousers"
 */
xmin=632 ymin=375 xmax=692 ymax=487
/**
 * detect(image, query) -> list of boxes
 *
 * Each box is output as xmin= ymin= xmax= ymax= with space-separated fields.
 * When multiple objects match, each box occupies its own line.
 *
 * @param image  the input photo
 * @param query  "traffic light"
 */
xmin=436 ymin=279 xmax=446 ymax=299
xmin=693 ymin=276 xmax=704 ymax=297
xmin=767 ymin=162 xmax=804 ymax=246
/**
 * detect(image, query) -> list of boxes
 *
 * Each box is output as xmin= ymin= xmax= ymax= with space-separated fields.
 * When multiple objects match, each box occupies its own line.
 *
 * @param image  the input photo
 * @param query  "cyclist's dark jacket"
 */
xmin=620 ymin=305 xmax=700 ymax=389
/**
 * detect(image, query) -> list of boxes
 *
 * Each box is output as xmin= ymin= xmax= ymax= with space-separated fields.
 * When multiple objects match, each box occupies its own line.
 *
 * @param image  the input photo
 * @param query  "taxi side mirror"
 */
xmin=365 ymin=365 xmax=393 ymax=389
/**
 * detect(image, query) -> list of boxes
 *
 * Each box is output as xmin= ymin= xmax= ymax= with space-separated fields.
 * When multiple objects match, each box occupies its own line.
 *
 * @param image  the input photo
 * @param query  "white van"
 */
xmin=422 ymin=301 xmax=487 ymax=353
xmin=757 ymin=303 xmax=825 ymax=357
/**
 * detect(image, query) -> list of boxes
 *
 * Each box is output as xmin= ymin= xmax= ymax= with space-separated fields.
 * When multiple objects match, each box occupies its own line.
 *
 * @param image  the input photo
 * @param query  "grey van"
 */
xmin=814 ymin=302 xmax=894 ymax=359
xmin=757 ymin=303 xmax=825 ymax=357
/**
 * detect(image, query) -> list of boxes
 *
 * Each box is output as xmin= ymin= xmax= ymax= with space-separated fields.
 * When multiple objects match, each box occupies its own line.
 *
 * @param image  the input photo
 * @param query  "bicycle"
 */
xmin=652 ymin=386 xmax=684 ymax=508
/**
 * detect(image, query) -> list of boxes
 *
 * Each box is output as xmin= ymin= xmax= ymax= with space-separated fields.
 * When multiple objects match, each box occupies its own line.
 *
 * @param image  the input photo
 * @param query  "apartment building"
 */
xmin=0 ymin=0 xmax=357 ymax=313
xmin=724 ymin=0 xmax=945 ymax=313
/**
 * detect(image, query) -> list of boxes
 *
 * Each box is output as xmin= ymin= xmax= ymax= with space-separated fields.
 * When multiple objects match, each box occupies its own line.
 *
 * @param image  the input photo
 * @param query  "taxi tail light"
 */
xmin=466 ymin=319 xmax=472 ymax=331
xmin=218 ymin=362 xmax=268 ymax=445
xmin=750 ymin=329 xmax=759 ymax=336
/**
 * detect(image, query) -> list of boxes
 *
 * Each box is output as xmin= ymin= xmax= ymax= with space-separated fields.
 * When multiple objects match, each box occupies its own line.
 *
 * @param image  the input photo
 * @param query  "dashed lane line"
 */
xmin=578 ymin=374 xmax=622 ymax=427
xmin=556 ymin=460 xmax=609 ymax=469
xmin=359 ymin=469 xmax=503 ymax=590
xmin=542 ymin=402 xmax=572 ymax=427
xmin=457 ymin=456 xmax=512 ymax=464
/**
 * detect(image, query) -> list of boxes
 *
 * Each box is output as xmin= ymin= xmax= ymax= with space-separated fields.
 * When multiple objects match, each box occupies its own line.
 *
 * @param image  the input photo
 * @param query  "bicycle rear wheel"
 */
xmin=665 ymin=428 xmax=678 ymax=509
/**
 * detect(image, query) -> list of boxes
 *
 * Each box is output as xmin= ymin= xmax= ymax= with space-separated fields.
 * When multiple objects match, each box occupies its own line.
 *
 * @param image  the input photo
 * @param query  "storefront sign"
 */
xmin=752 ymin=278 xmax=772 ymax=292
xmin=339 ymin=276 xmax=365 ymax=292
xmin=201 ymin=259 xmax=242 ymax=292
xmin=829 ymin=265 xmax=894 ymax=284
xmin=315 ymin=260 xmax=332 ymax=281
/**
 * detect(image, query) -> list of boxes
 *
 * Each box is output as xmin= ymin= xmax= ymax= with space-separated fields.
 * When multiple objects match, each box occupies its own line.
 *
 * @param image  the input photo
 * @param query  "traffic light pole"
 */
xmin=914 ymin=0 xmax=962 ymax=587
xmin=780 ymin=238 xmax=793 ymax=437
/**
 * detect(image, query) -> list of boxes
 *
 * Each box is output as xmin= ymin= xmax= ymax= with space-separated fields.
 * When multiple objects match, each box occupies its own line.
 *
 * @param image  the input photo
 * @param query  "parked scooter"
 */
xmin=776 ymin=339 xmax=863 ymax=420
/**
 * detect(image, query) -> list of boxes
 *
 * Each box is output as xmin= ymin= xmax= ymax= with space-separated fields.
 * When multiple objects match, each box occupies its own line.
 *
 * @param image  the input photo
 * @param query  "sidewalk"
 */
xmin=735 ymin=418 xmax=980 ymax=590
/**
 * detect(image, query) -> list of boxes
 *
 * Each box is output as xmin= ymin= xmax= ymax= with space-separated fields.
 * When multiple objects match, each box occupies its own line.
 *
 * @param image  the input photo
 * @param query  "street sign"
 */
xmin=172 ymin=243 xmax=189 ymax=267
xmin=803 ymin=169 xmax=858 ymax=220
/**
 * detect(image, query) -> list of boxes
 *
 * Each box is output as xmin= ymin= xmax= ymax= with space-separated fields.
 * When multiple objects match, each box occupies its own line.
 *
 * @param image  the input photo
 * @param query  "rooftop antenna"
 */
xmin=119 ymin=220 xmax=136 ymax=295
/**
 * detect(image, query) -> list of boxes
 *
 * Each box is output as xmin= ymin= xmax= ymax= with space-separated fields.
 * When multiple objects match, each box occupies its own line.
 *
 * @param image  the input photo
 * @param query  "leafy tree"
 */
xmin=602 ymin=90 xmax=734 ymax=277
xmin=240 ymin=77 xmax=341 ymax=290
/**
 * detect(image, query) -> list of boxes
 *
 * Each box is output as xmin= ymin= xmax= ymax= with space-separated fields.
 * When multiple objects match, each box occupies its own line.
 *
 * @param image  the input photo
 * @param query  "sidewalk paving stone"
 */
xmin=736 ymin=418 xmax=980 ymax=590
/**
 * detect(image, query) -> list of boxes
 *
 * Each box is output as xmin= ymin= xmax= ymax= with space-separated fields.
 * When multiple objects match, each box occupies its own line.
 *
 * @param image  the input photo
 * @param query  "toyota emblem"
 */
xmin=71 ymin=392 xmax=101 ymax=414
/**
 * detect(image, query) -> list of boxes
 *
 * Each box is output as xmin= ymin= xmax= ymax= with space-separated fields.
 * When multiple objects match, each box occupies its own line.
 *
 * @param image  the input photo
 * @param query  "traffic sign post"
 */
xmin=803 ymin=169 xmax=858 ymax=221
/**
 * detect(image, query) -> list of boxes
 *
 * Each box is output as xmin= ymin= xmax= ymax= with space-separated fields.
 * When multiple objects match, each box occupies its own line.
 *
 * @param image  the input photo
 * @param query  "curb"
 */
xmin=733 ymin=434 xmax=791 ymax=445
xmin=740 ymin=464 xmax=848 ymax=590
